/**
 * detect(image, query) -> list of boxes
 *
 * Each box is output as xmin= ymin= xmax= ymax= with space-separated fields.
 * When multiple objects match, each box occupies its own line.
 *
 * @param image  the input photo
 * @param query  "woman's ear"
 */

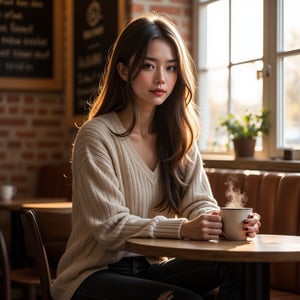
xmin=117 ymin=62 xmax=128 ymax=81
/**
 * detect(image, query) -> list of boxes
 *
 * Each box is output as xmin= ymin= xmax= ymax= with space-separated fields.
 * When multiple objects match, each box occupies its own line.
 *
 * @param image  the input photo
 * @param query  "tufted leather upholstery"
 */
xmin=206 ymin=168 xmax=300 ymax=299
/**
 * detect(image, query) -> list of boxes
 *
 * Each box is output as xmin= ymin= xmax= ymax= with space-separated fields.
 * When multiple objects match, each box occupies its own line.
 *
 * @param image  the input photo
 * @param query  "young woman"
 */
xmin=51 ymin=13 xmax=261 ymax=300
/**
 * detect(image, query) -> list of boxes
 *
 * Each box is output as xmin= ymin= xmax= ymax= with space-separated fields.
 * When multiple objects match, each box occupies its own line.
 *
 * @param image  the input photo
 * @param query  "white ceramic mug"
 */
xmin=220 ymin=207 xmax=253 ymax=241
xmin=0 ymin=184 xmax=17 ymax=201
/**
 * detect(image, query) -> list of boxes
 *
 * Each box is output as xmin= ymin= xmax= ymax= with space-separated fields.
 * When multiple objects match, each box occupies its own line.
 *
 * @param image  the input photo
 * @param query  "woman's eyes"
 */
xmin=142 ymin=63 xmax=177 ymax=72
xmin=142 ymin=63 xmax=154 ymax=70
xmin=167 ymin=66 xmax=177 ymax=72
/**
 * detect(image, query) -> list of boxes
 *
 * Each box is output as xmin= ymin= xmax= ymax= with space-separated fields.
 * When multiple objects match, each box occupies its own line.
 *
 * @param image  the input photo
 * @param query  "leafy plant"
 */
xmin=218 ymin=109 xmax=270 ymax=140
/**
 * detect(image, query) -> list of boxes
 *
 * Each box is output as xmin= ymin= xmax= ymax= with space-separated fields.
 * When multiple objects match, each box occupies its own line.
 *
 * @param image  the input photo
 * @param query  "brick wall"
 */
xmin=129 ymin=0 xmax=192 ymax=48
xmin=0 ymin=0 xmax=192 ymax=200
xmin=0 ymin=92 xmax=71 ymax=198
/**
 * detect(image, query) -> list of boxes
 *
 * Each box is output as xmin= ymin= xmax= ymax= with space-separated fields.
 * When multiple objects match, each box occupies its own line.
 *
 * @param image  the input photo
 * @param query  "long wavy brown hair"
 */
xmin=88 ymin=13 xmax=200 ymax=214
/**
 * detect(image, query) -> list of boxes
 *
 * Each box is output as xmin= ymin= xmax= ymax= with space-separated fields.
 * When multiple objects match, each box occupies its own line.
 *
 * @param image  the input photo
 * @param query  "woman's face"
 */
xmin=130 ymin=38 xmax=178 ymax=110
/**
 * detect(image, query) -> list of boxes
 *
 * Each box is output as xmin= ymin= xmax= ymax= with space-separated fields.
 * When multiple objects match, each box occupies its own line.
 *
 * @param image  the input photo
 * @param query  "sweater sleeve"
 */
xmin=72 ymin=119 xmax=186 ymax=251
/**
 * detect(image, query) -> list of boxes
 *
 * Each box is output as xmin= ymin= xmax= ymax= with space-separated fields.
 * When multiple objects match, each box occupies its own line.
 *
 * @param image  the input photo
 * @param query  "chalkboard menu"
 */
xmin=67 ymin=0 xmax=126 ymax=126
xmin=0 ymin=0 xmax=63 ymax=90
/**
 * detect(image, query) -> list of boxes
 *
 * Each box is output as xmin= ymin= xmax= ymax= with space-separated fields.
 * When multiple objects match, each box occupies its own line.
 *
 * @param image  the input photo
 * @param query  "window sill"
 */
xmin=202 ymin=154 xmax=300 ymax=172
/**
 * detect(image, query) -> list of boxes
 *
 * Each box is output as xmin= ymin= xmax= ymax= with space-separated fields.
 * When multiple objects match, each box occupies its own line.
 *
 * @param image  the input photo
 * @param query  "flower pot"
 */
xmin=233 ymin=138 xmax=256 ymax=158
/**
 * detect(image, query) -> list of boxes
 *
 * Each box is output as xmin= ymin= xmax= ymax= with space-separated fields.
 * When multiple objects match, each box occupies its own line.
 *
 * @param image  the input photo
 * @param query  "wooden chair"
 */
xmin=0 ymin=230 xmax=11 ymax=300
xmin=0 ymin=229 xmax=40 ymax=300
xmin=20 ymin=208 xmax=72 ymax=300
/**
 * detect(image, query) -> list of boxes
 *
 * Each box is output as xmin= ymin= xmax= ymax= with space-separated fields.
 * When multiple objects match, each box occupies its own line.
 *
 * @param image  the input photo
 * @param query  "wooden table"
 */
xmin=126 ymin=235 xmax=300 ymax=300
xmin=0 ymin=197 xmax=69 ymax=211
xmin=22 ymin=201 xmax=72 ymax=210
xmin=0 ymin=198 xmax=69 ymax=267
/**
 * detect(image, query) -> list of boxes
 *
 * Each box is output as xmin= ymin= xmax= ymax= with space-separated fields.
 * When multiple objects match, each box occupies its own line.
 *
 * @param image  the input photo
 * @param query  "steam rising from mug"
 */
xmin=225 ymin=177 xmax=248 ymax=208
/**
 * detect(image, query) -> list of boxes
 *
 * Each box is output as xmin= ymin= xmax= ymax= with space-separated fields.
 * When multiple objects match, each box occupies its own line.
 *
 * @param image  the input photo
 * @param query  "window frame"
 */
xmin=192 ymin=0 xmax=300 ymax=160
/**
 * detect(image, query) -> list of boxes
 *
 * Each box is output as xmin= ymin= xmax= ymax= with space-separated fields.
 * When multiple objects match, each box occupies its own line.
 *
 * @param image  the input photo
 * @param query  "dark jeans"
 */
xmin=71 ymin=256 xmax=243 ymax=300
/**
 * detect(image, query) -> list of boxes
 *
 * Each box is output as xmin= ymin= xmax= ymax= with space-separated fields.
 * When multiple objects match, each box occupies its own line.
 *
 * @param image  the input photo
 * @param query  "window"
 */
xmin=193 ymin=0 xmax=300 ymax=159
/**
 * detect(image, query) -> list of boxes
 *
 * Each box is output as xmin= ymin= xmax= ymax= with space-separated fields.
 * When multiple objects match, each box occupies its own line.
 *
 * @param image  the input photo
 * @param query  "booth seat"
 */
xmin=205 ymin=168 xmax=300 ymax=300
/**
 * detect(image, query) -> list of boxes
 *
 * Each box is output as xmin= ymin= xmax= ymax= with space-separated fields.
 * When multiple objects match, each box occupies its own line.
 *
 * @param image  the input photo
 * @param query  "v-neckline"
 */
xmin=112 ymin=113 xmax=160 ymax=179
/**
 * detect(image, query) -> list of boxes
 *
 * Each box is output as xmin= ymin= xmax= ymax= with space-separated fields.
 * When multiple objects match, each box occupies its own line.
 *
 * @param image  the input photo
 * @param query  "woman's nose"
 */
xmin=155 ymin=78 xmax=165 ymax=84
xmin=155 ymin=69 xmax=165 ymax=84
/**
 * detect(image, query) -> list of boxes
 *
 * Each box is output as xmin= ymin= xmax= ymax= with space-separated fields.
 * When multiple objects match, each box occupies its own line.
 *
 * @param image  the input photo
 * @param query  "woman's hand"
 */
xmin=243 ymin=212 xmax=261 ymax=238
xmin=180 ymin=212 xmax=222 ymax=240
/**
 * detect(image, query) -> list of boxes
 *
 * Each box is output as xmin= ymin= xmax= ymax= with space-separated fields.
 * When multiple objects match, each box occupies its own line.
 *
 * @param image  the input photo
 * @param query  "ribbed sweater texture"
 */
xmin=51 ymin=112 xmax=219 ymax=300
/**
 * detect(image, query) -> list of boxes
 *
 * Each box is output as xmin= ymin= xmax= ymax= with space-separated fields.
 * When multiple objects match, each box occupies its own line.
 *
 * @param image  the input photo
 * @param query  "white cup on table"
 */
xmin=0 ymin=184 xmax=17 ymax=202
xmin=220 ymin=207 xmax=253 ymax=241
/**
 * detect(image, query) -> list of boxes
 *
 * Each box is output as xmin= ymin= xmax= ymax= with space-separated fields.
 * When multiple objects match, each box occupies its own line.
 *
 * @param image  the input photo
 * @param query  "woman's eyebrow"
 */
xmin=144 ymin=56 xmax=177 ymax=63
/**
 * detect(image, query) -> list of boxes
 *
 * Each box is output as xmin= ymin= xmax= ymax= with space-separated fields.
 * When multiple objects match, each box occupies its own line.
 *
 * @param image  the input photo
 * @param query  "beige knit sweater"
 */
xmin=51 ymin=112 xmax=219 ymax=300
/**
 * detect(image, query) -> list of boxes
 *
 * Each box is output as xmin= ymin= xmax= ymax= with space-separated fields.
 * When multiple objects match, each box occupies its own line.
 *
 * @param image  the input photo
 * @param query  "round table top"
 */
xmin=22 ymin=201 xmax=72 ymax=210
xmin=0 ymin=198 xmax=69 ymax=211
xmin=126 ymin=234 xmax=300 ymax=262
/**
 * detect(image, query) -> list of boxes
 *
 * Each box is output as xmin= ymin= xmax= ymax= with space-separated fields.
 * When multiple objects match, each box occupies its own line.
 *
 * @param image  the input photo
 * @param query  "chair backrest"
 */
xmin=0 ymin=230 xmax=11 ymax=300
xmin=21 ymin=208 xmax=72 ymax=300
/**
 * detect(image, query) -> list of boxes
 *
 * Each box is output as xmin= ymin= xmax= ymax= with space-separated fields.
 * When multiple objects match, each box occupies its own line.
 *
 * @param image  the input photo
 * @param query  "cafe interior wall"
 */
xmin=0 ymin=0 xmax=192 ymax=234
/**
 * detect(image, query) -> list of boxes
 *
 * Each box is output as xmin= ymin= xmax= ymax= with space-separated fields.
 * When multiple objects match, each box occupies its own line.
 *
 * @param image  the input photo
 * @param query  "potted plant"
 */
xmin=218 ymin=109 xmax=270 ymax=158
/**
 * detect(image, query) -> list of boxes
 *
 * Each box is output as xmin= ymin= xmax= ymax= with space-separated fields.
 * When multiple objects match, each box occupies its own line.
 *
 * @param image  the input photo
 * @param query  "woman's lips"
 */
xmin=150 ymin=89 xmax=166 ymax=96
